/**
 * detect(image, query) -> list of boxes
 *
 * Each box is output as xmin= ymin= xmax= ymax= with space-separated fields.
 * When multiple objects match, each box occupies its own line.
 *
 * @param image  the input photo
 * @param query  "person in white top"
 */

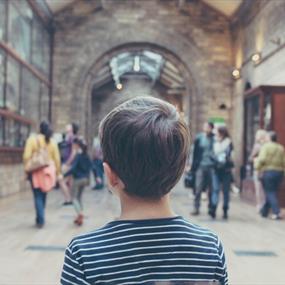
xmin=209 ymin=126 xmax=234 ymax=219
xmin=249 ymin=129 xmax=269 ymax=211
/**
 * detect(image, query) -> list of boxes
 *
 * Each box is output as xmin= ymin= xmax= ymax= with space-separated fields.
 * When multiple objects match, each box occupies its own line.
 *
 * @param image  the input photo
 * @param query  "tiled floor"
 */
xmin=1 ymin=181 xmax=284 ymax=284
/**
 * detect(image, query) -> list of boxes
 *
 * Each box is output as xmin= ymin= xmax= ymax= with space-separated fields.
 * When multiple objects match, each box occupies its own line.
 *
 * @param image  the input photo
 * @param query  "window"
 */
xmin=0 ymin=116 xmax=4 ymax=146
xmin=8 ymin=1 xmax=32 ymax=61
xmin=263 ymin=94 xmax=272 ymax=130
xmin=32 ymin=19 xmax=44 ymax=71
xmin=0 ymin=50 xmax=5 ymax=107
xmin=31 ymin=14 xmax=50 ymax=75
xmin=21 ymin=69 xmax=40 ymax=122
xmin=6 ymin=56 xmax=20 ymax=112
xmin=0 ymin=0 xmax=51 ymax=150
xmin=0 ymin=0 xmax=6 ymax=41
xmin=19 ymin=123 xmax=31 ymax=147
xmin=42 ymin=32 xmax=50 ymax=74
xmin=0 ymin=110 xmax=32 ymax=147
xmin=245 ymin=96 xmax=260 ymax=165
xmin=40 ymin=84 xmax=49 ymax=121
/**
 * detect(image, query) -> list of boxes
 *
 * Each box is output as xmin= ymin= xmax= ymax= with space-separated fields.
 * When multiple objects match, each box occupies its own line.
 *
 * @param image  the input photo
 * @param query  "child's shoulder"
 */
xmin=68 ymin=217 xmax=219 ymax=252
xmin=179 ymin=217 xmax=220 ymax=243
xmin=68 ymin=220 xmax=132 ymax=250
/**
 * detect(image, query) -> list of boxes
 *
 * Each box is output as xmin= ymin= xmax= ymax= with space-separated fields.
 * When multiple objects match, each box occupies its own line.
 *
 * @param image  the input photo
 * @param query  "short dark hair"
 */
xmin=72 ymin=123 xmax=79 ymax=135
xmin=73 ymin=137 xmax=88 ymax=154
xmin=217 ymin=126 xmax=229 ymax=138
xmin=207 ymin=121 xmax=214 ymax=129
xmin=268 ymin=131 xmax=277 ymax=142
xmin=40 ymin=121 xmax=52 ymax=143
xmin=99 ymin=97 xmax=190 ymax=200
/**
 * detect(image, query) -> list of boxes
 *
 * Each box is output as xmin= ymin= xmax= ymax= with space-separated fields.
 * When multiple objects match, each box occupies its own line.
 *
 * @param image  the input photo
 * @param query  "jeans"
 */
xmin=71 ymin=178 xmax=89 ymax=214
xmin=92 ymin=159 xmax=104 ymax=183
xmin=194 ymin=167 xmax=215 ymax=210
xmin=261 ymin=170 xmax=283 ymax=216
xmin=33 ymin=188 xmax=47 ymax=225
xmin=211 ymin=169 xmax=232 ymax=211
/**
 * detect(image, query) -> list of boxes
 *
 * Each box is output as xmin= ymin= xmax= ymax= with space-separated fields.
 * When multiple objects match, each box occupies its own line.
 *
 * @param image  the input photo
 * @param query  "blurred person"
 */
xmin=92 ymin=136 xmax=104 ymax=190
xmin=23 ymin=121 xmax=61 ymax=228
xmin=60 ymin=122 xmax=80 ymax=205
xmin=191 ymin=121 xmax=216 ymax=215
xmin=61 ymin=97 xmax=228 ymax=285
xmin=255 ymin=131 xmax=285 ymax=220
xmin=64 ymin=138 xmax=92 ymax=226
xmin=64 ymin=122 xmax=80 ymax=167
xmin=58 ymin=133 xmax=72 ymax=205
xmin=210 ymin=126 xmax=234 ymax=219
xmin=249 ymin=129 xmax=268 ymax=211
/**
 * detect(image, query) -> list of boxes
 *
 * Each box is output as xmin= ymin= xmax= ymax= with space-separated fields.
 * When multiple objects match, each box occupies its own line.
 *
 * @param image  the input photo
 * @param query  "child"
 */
xmin=64 ymin=138 xmax=92 ymax=225
xmin=61 ymin=97 xmax=228 ymax=284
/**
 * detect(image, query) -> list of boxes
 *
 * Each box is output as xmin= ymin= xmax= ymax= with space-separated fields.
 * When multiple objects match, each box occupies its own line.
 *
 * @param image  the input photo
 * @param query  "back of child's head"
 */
xmin=99 ymin=96 xmax=190 ymax=200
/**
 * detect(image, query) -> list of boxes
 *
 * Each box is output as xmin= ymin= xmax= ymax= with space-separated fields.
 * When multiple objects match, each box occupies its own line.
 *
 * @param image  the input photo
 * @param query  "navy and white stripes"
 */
xmin=61 ymin=216 xmax=228 ymax=285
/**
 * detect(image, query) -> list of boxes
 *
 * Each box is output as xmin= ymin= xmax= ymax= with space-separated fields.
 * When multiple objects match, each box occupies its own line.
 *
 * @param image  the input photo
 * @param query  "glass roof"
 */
xmin=110 ymin=51 xmax=164 ymax=84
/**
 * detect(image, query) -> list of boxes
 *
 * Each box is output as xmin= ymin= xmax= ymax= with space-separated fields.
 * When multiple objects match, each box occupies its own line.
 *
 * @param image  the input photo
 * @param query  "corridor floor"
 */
xmin=1 ymin=182 xmax=285 ymax=285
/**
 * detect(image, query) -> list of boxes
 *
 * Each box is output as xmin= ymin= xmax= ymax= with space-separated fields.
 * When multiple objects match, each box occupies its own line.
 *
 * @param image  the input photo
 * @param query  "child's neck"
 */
xmin=118 ymin=193 xmax=176 ymax=221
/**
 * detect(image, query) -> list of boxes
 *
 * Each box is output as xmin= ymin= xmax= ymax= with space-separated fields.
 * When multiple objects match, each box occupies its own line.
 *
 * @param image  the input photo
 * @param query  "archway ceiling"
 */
xmin=92 ymin=50 xmax=185 ymax=92
xmin=46 ymin=0 xmax=242 ymax=17
xmin=202 ymin=0 xmax=242 ymax=17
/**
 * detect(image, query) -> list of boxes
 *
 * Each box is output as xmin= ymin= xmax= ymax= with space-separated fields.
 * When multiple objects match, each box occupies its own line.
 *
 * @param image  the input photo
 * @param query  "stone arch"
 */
xmin=52 ymin=5 xmax=231 ymax=138
xmin=78 ymin=42 xmax=198 ymax=141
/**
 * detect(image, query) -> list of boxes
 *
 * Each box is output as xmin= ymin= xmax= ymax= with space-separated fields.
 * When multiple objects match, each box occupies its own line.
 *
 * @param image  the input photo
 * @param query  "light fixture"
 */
xmin=116 ymin=83 xmax=123 ymax=90
xmin=232 ymin=68 xmax=241 ymax=80
xmin=133 ymin=56 xmax=140 ymax=72
xmin=251 ymin=52 xmax=262 ymax=65
xmin=219 ymin=103 xmax=227 ymax=110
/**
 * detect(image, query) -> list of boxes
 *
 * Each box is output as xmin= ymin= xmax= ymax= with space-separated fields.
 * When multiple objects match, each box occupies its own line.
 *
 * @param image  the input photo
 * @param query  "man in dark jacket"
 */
xmin=191 ymin=121 xmax=216 ymax=215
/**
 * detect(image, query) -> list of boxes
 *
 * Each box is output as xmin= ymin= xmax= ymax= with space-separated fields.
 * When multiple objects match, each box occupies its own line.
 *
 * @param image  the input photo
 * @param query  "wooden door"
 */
xmin=273 ymin=94 xmax=285 ymax=146
xmin=272 ymin=93 xmax=285 ymax=207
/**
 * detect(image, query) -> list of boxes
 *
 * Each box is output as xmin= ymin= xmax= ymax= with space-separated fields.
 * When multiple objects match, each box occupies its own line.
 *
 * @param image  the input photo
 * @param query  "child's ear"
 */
xmin=103 ymin=162 xmax=125 ymax=191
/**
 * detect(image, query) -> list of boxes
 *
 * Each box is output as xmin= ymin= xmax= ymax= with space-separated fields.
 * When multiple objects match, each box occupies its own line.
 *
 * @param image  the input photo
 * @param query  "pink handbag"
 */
xmin=32 ymin=163 xmax=56 ymax=193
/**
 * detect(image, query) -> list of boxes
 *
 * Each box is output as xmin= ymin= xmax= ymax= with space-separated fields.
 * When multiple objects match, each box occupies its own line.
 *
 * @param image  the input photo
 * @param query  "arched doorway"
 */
xmin=81 ymin=43 xmax=195 ymax=143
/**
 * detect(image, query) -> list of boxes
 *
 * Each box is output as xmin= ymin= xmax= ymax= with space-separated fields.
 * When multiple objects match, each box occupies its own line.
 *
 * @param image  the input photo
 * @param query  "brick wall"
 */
xmin=52 ymin=0 xmax=233 ymax=139
xmin=0 ymin=164 xmax=29 ymax=197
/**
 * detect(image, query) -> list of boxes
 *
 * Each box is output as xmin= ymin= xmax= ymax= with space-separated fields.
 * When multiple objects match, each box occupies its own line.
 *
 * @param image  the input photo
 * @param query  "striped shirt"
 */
xmin=61 ymin=216 xmax=228 ymax=285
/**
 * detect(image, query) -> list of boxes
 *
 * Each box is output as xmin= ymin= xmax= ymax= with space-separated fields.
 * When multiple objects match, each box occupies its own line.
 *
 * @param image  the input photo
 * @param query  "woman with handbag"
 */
xmin=209 ymin=126 xmax=234 ymax=219
xmin=23 ymin=121 xmax=61 ymax=228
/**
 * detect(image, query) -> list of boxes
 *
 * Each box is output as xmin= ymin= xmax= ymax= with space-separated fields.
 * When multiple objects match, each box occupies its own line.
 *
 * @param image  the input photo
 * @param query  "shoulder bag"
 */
xmin=25 ymin=136 xmax=50 ymax=173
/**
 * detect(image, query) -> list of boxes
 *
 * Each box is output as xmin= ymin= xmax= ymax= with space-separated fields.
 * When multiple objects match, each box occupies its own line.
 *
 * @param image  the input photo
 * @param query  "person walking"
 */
xmin=92 ymin=136 xmax=104 ymax=190
xmin=64 ymin=138 xmax=92 ymax=226
xmin=23 ymin=121 xmax=61 ymax=228
xmin=210 ymin=126 xmax=234 ymax=219
xmin=249 ymin=129 xmax=268 ymax=211
xmin=191 ymin=121 xmax=216 ymax=215
xmin=59 ymin=123 xmax=80 ymax=206
xmin=58 ymin=133 xmax=73 ymax=205
xmin=255 ymin=131 xmax=285 ymax=220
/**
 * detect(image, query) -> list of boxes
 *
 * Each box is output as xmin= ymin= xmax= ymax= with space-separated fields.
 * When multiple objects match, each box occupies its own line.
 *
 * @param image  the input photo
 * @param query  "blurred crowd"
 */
xmin=185 ymin=122 xmax=285 ymax=221
xmin=23 ymin=121 xmax=104 ymax=228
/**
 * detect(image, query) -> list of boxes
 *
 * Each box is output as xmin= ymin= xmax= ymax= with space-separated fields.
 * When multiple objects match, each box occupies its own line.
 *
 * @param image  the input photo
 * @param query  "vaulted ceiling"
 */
xmin=203 ymin=0 xmax=242 ymax=17
xmin=45 ymin=0 xmax=243 ymax=17
xmin=45 ymin=0 xmax=75 ymax=13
